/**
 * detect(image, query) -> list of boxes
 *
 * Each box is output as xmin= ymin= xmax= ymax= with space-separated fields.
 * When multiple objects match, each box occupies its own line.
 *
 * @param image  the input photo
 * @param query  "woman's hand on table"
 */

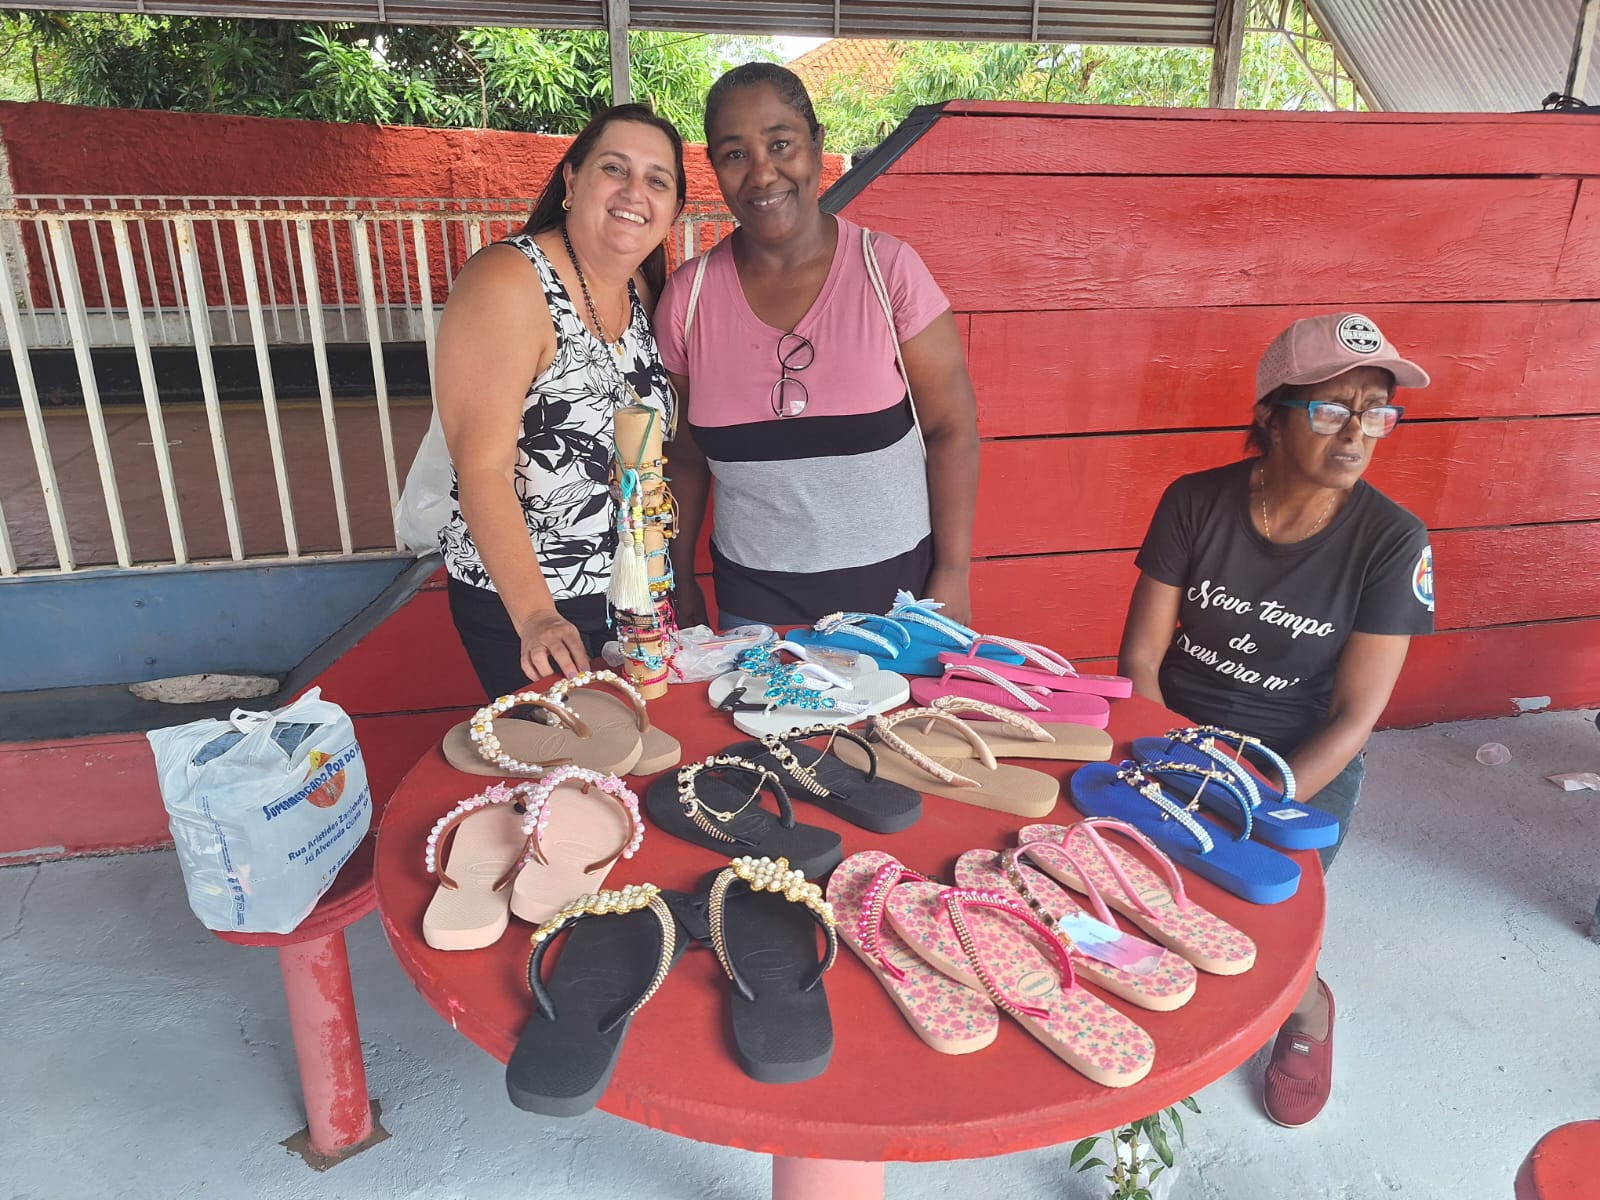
xmin=516 ymin=609 xmax=588 ymax=680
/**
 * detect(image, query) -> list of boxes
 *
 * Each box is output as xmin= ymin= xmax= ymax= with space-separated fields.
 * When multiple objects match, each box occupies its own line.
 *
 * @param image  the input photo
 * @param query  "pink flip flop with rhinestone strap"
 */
xmin=884 ymin=880 xmax=1155 ymax=1087
xmin=910 ymin=663 xmax=1112 ymax=728
xmin=826 ymin=851 xmax=999 ymax=1055
xmin=939 ymin=635 xmax=1133 ymax=698
xmin=953 ymin=849 xmax=1196 ymax=1011
xmin=1017 ymin=819 xmax=1256 ymax=976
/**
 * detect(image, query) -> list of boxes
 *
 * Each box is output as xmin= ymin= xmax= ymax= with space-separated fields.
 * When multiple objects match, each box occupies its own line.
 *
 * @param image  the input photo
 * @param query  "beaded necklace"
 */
xmin=559 ymin=223 xmax=628 ymax=360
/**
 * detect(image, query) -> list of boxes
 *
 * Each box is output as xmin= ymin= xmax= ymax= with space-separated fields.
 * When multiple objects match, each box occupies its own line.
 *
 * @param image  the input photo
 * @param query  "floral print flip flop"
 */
xmin=952 ymin=848 xmax=1196 ymax=1011
xmin=826 ymin=851 xmax=999 ymax=1055
xmin=884 ymin=880 xmax=1155 ymax=1088
xmin=1016 ymin=819 xmax=1256 ymax=975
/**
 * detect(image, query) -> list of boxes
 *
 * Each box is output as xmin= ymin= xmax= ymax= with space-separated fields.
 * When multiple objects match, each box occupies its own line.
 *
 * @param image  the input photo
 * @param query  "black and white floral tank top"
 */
xmin=440 ymin=234 xmax=674 ymax=600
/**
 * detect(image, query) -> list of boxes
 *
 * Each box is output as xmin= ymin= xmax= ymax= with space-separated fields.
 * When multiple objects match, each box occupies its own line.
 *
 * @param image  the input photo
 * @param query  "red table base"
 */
xmin=772 ymin=1156 xmax=886 ymax=1200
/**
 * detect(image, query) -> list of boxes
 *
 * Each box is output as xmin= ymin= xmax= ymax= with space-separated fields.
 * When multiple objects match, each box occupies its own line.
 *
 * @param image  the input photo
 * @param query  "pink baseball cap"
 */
xmin=1255 ymin=312 xmax=1430 ymax=401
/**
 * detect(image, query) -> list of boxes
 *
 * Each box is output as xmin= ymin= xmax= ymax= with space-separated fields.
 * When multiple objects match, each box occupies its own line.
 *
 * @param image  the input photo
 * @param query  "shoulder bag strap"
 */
xmin=860 ymin=225 xmax=925 ymax=458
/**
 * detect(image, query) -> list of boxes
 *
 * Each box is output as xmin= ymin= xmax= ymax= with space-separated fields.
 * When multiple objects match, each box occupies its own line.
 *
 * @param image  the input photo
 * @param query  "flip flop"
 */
xmin=703 ymin=855 xmax=840 ymax=1083
xmin=443 ymin=670 xmax=664 ymax=778
xmin=892 ymin=696 xmax=1113 ymax=762
xmin=550 ymin=671 xmax=681 ymax=776
xmin=1015 ymin=819 xmax=1256 ymax=975
xmin=939 ymin=636 xmax=1133 ymax=699
xmin=707 ymin=661 xmax=910 ymax=738
xmin=642 ymin=754 xmax=843 ymax=877
xmin=832 ymin=708 xmax=1061 ymax=818
xmin=506 ymin=767 xmax=645 ymax=924
xmin=910 ymin=663 xmax=1112 ymax=728
xmin=784 ymin=611 xmax=915 ymax=665
xmin=884 ymin=880 xmax=1155 ymax=1087
xmin=952 ymin=849 xmax=1196 ymax=1011
xmin=1130 ymin=727 xmax=1339 ymax=851
xmin=506 ymin=883 xmax=689 ymax=1116
xmin=738 ymin=637 xmax=882 ymax=683
xmin=728 ymin=724 xmax=923 ymax=834
xmin=1070 ymin=761 xmax=1300 ymax=905
xmin=877 ymin=591 xmax=1028 ymax=677
xmin=421 ymin=783 xmax=532 ymax=951
xmin=825 ymin=851 xmax=999 ymax=1055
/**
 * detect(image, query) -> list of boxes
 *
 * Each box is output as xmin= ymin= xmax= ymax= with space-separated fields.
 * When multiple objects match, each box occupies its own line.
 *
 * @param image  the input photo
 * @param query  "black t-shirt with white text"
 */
xmin=1136 ymin=459 xmax=1435 ymax=751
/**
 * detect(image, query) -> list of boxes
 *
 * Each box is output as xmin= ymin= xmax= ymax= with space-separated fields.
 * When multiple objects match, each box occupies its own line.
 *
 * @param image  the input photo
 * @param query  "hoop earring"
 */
xmin=561 ymin=196 xmax=572 ymax=212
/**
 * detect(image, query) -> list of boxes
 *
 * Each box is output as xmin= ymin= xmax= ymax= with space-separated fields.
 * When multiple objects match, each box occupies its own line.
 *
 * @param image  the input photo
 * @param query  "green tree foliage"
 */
xmin=0 ymin=13 xmax=760 ymax=138
xmin=812 ymin=13 xmax=1360 ymax=157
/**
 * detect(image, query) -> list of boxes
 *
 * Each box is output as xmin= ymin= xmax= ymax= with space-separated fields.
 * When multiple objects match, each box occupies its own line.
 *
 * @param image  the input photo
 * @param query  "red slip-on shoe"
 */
xmin=1263 ymin=977 xmax=1335 ymax=1127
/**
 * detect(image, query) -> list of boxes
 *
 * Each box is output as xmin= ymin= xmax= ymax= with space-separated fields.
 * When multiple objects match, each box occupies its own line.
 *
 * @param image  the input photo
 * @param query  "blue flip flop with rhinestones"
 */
xmin=1130 ymin=728 xmax=1339 ymax=851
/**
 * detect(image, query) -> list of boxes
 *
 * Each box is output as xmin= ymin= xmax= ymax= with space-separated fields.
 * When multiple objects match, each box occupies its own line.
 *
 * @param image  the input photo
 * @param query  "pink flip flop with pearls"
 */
xmin=506 ymin=767 xmax=646 ymax=925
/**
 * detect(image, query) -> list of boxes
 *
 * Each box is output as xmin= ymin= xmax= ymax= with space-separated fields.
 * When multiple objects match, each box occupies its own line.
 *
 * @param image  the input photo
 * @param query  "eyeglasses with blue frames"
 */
xmin=771 ymin=331 xmax=815 ymax=418
xmin=1276 ymin=398 xmax=1405 ymax=439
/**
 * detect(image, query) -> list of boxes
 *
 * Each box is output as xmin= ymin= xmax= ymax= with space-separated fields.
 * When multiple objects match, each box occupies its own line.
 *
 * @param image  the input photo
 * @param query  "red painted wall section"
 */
xmin=837 ymin=102 xmax=1600 ymax=728
xmin=0 ymin=100 xmax=844 ymax=203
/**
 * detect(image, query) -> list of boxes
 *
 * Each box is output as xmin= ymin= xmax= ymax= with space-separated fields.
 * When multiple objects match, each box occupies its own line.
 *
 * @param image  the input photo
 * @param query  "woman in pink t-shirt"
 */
xmin=657 ymin=64 xmax=981 ymax=630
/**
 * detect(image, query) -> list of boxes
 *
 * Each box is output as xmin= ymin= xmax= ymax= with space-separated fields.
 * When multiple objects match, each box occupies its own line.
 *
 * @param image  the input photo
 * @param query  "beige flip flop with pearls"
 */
xmin=442 ymin=670 xmax=677 ymax=778
xmin=894 ymin=696 xmax=1113 ymax=763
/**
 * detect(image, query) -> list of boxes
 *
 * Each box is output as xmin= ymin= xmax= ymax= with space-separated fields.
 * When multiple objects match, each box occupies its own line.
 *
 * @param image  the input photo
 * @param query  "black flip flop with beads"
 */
xmin=727 ymin=724 xmax=922 ymax=834
xmin=642 ymin=754 xmax=843 ymax=878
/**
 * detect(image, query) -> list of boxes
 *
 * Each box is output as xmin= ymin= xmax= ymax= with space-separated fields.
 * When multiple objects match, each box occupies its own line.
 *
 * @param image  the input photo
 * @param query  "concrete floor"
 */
xmin=3 ymin=707 xmax=1598 ymax=1200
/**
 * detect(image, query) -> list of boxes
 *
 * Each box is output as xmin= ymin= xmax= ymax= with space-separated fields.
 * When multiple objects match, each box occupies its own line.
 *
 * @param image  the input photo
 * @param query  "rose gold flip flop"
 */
xmin=506 ymin=766 xmax=645 ymax=924
xmin=893 ymin=697 xmax=1113 ymax=763
xmin=832 ymin=707 xmax=1060 ymax=818
xmin=1017 ymin=818 xmax=1256 ymax=975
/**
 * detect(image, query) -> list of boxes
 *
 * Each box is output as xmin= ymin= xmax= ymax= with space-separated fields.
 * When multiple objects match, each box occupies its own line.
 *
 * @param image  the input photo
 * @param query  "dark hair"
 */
xmin=1246 ymin=383 xmax=1303 ymax=455
xmin=704 ymin=62 xmax=823 ymax=145
xmin=522 ymin=103 xmax=686 ymax=299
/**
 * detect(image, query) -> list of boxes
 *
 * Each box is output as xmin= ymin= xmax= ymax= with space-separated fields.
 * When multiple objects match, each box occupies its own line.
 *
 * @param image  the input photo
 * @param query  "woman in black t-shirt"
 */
xmin=1118 ymin=312 xmax=1435 ymax=1130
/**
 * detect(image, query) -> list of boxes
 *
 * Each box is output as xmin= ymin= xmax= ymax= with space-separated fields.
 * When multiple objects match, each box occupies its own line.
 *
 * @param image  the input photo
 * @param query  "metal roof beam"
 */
xmin=1567 ymin=0 xmax=1599 ymax=100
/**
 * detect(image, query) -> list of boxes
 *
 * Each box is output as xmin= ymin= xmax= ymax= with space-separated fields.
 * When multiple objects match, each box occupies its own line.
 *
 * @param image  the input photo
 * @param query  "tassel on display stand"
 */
xmin=610 ymin=405 xmax=672 ymax=699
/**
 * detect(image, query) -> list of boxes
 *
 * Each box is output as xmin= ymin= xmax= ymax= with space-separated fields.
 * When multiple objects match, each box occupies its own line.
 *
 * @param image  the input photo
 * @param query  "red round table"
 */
xmin=374 ymin=682 xmax=1324 ymax=1200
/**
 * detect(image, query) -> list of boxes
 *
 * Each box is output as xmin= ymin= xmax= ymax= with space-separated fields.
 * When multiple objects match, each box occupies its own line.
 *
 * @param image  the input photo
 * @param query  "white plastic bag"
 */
xmin=146 ymin=688 xmax=372 ymax=934
xmin=394 ymin=406 xmax=453 ymax=555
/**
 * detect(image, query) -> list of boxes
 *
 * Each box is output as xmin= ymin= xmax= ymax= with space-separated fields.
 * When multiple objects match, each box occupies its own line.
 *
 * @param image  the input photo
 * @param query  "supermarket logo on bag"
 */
xmin=262 ymin=745 xmax=361 ymax=820
xmin=304 ymin=749 xmax=347 ymax=809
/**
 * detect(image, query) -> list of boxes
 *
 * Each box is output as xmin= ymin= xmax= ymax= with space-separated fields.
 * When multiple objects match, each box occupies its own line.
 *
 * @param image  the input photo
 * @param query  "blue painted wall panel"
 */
xmin=0 ymin=557 xmax=414 ymax=692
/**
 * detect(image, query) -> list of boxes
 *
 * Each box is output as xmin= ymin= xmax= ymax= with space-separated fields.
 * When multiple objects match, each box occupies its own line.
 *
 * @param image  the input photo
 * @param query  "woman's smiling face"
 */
xmin=706 ymin=82 xmax=824 ymax=242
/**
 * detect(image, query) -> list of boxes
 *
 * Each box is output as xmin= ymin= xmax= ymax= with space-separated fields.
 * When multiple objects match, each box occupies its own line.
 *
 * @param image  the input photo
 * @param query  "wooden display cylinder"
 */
xmin=612 ymin=404 xmax=669 ymax=699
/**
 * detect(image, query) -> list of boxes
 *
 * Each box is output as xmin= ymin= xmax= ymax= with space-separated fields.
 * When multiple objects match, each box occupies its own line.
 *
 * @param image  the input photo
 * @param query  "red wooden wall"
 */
xmin=838 ymin=101 xmax=1600 ymax=728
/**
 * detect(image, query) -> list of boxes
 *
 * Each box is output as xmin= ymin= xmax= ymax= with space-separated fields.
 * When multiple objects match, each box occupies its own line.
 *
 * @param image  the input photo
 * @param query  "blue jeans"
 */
xmin=1301 ymin=750 xmax=1365 ymax=873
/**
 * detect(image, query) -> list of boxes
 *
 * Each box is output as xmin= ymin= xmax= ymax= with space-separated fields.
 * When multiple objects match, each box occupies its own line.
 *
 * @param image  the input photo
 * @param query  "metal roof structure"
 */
xmin=8 ymin=0 xmax=1599 ymax=113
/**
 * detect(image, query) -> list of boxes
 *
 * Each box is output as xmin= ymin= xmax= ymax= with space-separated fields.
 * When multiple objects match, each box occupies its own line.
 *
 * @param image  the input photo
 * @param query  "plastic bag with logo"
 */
xmin=146 ymin=687 xmax=371 ymax=934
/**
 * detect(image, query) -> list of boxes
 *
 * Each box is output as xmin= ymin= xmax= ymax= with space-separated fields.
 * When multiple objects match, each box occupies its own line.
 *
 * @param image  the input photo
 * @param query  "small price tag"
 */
xmin=1056 ymin=911 xmax=1167 ymax=976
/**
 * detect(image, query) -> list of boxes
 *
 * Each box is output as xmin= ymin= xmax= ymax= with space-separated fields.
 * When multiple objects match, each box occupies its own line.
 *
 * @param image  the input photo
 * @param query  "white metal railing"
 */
xmin=0 ymin=195 xmax=732 ymax=577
